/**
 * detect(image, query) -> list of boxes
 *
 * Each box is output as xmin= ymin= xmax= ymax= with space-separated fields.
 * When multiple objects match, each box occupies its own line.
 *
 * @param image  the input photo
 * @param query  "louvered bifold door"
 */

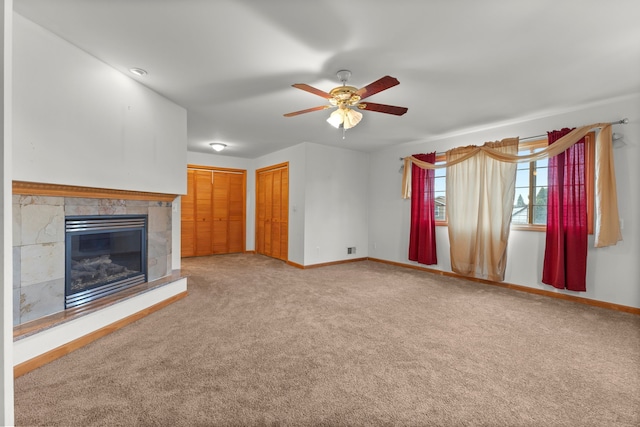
xmin=180 ymin=169 xmax=196 ymax=257
xmin=256 ymin=163 xmax=289 ymax=261
xmin=194 ymin=170 xmax=213 ymax=256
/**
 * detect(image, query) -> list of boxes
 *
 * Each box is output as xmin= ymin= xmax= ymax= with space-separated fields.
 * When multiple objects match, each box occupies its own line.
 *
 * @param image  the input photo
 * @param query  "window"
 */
xmin=433 ymin=156 xmax=447 ymax=224
xmin=512 ymin=140 xmax=549 ymax=228
xmin=512 ymin=132 xmax=595 ymax=231
xmin=430 ymin=131 xmax=595 ymax=230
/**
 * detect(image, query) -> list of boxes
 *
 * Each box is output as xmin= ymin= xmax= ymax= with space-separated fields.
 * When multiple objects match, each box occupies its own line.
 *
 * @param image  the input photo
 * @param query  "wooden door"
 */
xmin=228 ymin=173 xmax=245 ymax=253
xmin=180 ymin=169 xmax=196 ymax=257
xmin=181 ymin=166 xmax=246 ymax=257
xmin=256 ymin=172 xmax=266 ymax=255
xmin=212 ymin=171 xmax=229 ymax=254
xmin=256 ymin=163 xmax=289 ymax=261
xmin=194 ymin=170 xmax=213 ymax=256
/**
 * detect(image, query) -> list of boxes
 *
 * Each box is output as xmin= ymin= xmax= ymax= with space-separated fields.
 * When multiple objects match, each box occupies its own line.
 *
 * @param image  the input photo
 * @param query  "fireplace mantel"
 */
xmin=13 ymin=180 xmax=178 ymax=202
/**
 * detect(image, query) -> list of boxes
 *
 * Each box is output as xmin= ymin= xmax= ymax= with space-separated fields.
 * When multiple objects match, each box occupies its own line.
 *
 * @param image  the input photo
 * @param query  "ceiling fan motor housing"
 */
xmin=329 ymin=86 xmax=361 ymax=107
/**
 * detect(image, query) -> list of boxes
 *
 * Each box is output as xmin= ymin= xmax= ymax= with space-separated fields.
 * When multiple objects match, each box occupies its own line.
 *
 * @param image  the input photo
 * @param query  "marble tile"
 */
xmin=125 ymin=206 xmax=149 ymax=215
xmin=65 ymin=204 xmax=100 ymax=216
xmin=13 ymin=201 xmax=21 ymax=245
xmin=13 ymin=288 xmax=21 ymax=326
xmin=148 ymin=206 xmax=171 ymax=233
xmin=148 ymin=231 xmax=171 ymax=261
xmin=148 ymin=255 xmax=168 ymax=281
xmin=100 ymin=199 xmax=126 ymax=208
xmin=21 ymin=204 xmax=65 ymax=245
xmin=65 ymin=197 xmax=99 ymax=206
xmin=20 ymin=278 xmax=65 ymax=323
xmin=21 ymin=242 xmax=65 ymax=287
xmin=166 ymin=254 xmax=172 ymax=273
xmin=150 ymin=201 xmax=172 ymax=208
xmin=13 ymin=246 xmax=21 ymax=289
xmin=125 ymin=200 xmax=151 ymax=207
xmin=98 ymin=205 xmax=127 ymax=215
xmin=18 ymin=195 xmax=64 ymax=206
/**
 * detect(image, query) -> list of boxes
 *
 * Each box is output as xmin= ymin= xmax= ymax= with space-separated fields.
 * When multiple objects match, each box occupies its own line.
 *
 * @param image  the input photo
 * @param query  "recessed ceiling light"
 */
xmin=129 ymin=68 xmax=148 ymax=77
xmin=210 ymin=143 xmax=227 ymax=152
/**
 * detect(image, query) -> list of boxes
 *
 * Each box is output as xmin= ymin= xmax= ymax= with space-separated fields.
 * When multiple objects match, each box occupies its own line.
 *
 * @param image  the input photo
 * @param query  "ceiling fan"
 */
xmin=284 ymin=70 xmax=408 ymax=130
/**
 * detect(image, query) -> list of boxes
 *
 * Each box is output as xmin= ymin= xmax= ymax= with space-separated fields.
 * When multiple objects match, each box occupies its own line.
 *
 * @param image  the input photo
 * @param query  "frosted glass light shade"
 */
xmin=343 ymin=109 xmax=362 ymax=129
xmin=210 ymin=143 xmax=227 ymax=152
xmin=327 ymin=107 xmax=362 ymax=129
xmin=327 ymin=109 xmax=344 ymax=128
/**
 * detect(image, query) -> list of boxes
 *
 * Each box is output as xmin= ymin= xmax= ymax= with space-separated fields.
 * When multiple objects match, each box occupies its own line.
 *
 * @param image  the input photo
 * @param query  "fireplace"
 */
xmin=65 ymin=215 xmax=148 ymax=309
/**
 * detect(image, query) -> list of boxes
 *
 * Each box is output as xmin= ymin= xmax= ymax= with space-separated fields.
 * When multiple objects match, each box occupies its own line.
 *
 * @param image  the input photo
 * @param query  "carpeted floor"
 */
xmin=14 ymin=254 xmax=640 ymax=426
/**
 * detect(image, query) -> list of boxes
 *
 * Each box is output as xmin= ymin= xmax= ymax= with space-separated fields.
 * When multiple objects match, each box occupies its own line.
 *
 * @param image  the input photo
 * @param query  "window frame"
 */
xmin=511 ymin=131 xmax=595 ymax=233
xmin=433 ymin=154 xmax=447 ymax=226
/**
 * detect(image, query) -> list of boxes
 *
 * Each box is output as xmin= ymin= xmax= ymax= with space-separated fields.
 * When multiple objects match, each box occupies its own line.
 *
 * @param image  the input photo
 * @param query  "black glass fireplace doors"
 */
xmin=65 ymin=216 xmax=147 ymax=308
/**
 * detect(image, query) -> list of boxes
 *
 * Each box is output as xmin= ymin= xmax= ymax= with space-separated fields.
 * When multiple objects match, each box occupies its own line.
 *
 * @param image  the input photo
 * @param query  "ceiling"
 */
xmin=13 ymin=0 xmax=640 ymax=159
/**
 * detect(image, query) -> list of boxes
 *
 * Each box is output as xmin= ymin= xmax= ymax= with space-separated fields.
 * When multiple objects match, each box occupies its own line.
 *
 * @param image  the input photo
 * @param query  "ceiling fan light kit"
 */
xmin=284 ymin=69 xmax=408 ymax=133
xmin=327 ymin=106 xmax=363 ymax=129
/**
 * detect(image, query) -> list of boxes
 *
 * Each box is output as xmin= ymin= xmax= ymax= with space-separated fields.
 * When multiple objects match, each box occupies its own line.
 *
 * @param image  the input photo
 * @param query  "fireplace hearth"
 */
xmin=65 ymin=215 xmax=147 ymax=308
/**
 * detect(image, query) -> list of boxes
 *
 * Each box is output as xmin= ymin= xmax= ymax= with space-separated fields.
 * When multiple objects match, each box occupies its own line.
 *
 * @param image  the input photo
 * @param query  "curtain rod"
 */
xmin=518 ymin=118 xmax=628 ymax=142
xmin=400 ymin=118 xmax=629 ymax=160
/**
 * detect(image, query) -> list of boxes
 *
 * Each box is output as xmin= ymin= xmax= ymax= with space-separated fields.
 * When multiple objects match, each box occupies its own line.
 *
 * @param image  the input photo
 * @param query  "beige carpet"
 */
xmin=14 ymin=254 xmax=640 ymax=426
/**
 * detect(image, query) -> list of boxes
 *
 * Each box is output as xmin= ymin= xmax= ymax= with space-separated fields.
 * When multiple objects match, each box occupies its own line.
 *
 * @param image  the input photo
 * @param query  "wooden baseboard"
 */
xmin=286 ymin=260 xmax=305 ymax=269
xmin=367 ymin=258 xmax=640 ymax=315
xmin=287 ymin=258 xmax=367 ymax=269
xmin=14 ymin=291 xmax=188 ymax=378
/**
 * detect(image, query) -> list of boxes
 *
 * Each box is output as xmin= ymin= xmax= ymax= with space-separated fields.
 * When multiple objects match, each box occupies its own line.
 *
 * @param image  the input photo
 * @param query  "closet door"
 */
xmin=263 ymin=171 xmax=274 ymax=256
xmin=256 ymin=163 xmax=289 ymax=261
xmin=181 ymin=166 xmax=246 ymax=257
xmin=194 ymin=170 xmax=213 ymax=256
xmin=180 ymin=169 xmax=196 ymax=257
xmin=278 ymin=167 xmax=289 ymax=261
xmin=212 ymin=172 xmax=229 ymax=254
xmin=228 ymin=173 xmax=245 ymax=253
xmin=256 ymin=172 xmax=266 ymax=255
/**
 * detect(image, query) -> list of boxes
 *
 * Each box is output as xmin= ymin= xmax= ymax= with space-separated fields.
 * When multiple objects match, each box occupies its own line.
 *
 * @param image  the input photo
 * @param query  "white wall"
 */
xmin=369 ymin=94 xmax=640 ymax=308
xmin=303 ymin=143 xmax=369 ymax=265
xmin=1 ymin=1 xmax=13 ymax=424
xmin=12 ymin=14 xmax=187 ymax=195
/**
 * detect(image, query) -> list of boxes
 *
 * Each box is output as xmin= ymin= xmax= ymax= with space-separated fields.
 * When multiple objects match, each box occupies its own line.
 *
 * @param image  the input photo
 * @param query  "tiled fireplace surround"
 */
xmin=12 ymin=183 xmax=174 ymax=326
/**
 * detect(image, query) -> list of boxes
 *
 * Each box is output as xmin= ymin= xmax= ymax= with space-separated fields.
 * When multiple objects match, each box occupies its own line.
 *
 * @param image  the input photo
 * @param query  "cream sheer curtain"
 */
xmin=446 ymin=139 xmax=518 ymax=281
xmin=401 ymin=123 xmax=622 ymax=248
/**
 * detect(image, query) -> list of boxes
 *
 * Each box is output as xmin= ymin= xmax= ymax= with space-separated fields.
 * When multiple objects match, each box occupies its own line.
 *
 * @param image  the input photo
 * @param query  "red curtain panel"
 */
xmin=408 ymin=152 xmax=438 ymax=265
xmin=542 ymin=129 xmax=588 ymax=291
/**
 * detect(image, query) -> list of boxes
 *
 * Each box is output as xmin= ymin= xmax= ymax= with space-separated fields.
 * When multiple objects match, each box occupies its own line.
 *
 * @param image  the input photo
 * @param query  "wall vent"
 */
xmin=347 ymin=247 xmax=356 ymax=254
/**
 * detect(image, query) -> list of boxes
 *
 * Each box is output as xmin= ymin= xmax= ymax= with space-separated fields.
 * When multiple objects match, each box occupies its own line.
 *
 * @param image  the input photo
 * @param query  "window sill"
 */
xmin=511 ymin=224 xmax=546 ymax=232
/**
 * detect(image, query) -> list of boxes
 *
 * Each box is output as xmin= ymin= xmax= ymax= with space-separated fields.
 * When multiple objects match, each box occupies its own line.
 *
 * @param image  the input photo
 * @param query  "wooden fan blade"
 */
xmin=358 ymin=102 xmax=408 ymax=116
xmin=283 ymin=105 xmax=331 ymax=117
xmin=292 ymin=83 xmax=332 ymax=99
xmin=356 ymin=76 xmax=400 ymax=100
